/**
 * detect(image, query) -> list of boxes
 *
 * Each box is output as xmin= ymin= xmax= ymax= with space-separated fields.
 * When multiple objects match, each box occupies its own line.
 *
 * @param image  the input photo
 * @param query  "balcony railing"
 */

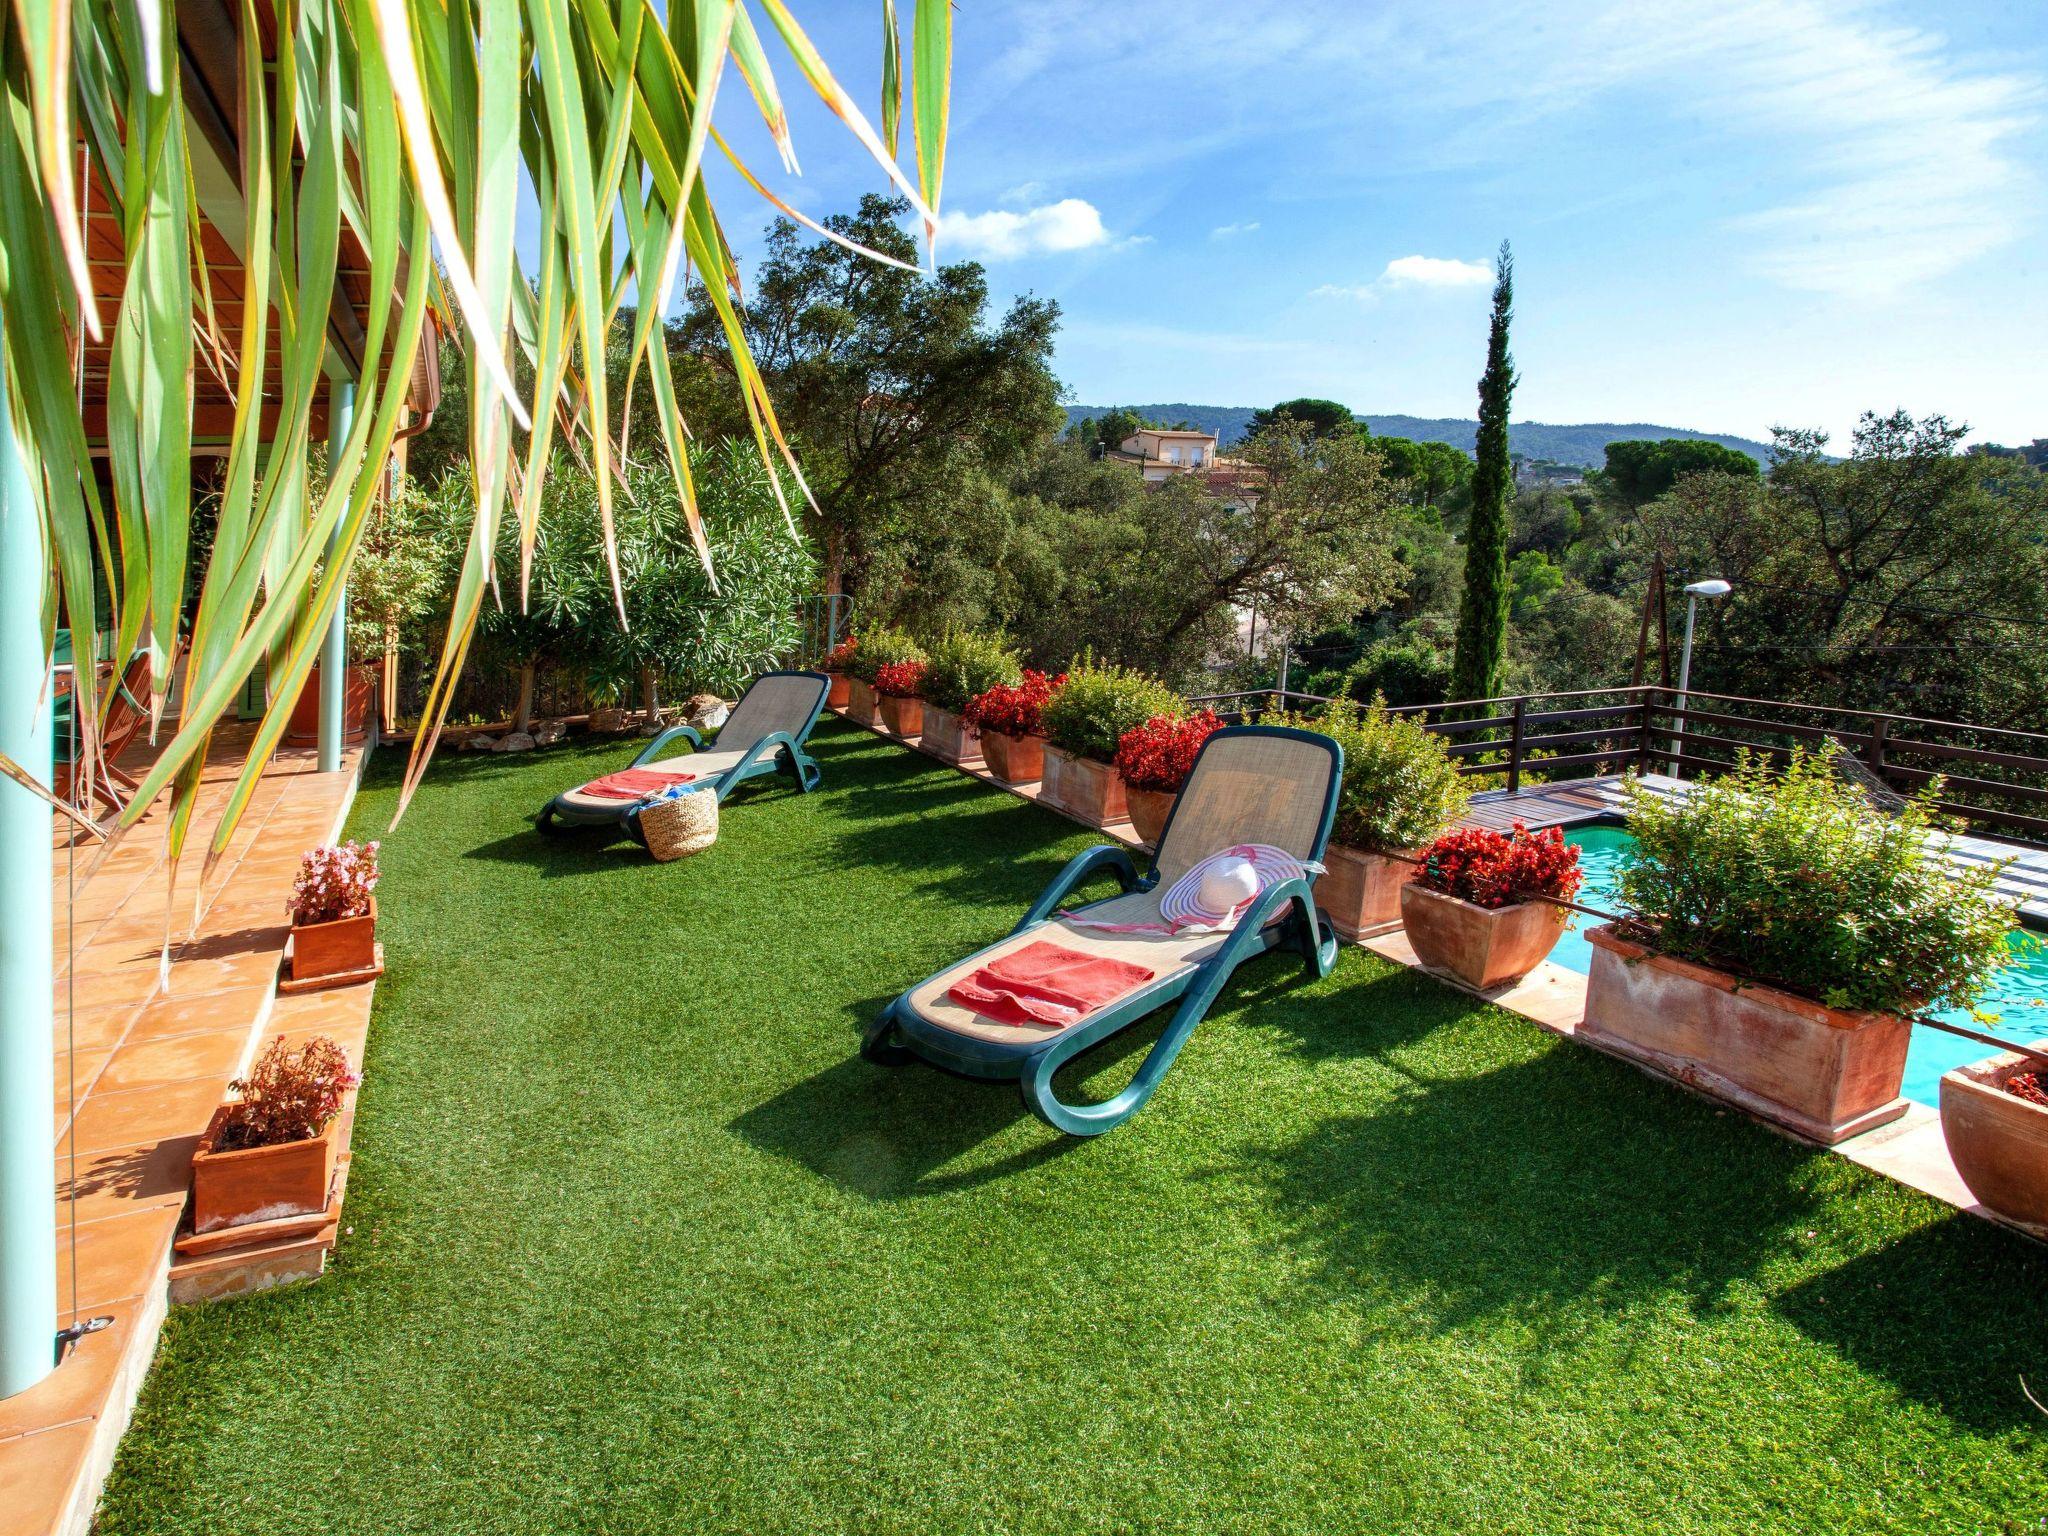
xmin=1188 ymin=683 xmax=2048 ymax=846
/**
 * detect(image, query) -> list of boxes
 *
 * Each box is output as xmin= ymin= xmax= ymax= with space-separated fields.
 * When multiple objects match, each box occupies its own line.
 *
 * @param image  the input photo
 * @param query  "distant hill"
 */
xmin=1064 ymin=404 xmax=1773 ymax=469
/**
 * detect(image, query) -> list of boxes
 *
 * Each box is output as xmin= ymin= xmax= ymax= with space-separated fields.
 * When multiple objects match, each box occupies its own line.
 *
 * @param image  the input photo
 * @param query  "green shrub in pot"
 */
xmin=1262 ymin=694 xmax=1465 ymax=852
xmin=1039 ymin=661 xmax=1182 ymax=763
xmin=921 ymin=632 xmax=1022 ymax=716
xmin=845 ymin=626 xmax=927 ymax=685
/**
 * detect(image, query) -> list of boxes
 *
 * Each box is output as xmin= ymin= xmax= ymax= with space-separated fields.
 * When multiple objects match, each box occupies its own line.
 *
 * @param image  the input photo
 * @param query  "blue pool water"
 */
xmin=1551 ymin=825 xmax=2048 ymax=1107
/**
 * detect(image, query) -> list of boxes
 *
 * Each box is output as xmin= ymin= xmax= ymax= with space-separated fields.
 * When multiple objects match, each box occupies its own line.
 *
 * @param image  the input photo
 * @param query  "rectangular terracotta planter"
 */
xmin=1941 ymin=1054 xmax=2048 ymax=1239
xmin=981 ymin=730 xmax=1043 ymax=785
xmin=191 ymin=1105 xmax=340 ymax=1234
xmin=1040 ymin=745 xmax=1127 ymax=825
xmin=1318 ymin=843 xmax=1417 ymax=939
xmin=919 ymin=705 xmax=977 ymax=764
xmin=878 ymin=693 xmax=923 ymax=737
xmin=1125 ymin=785 xmax=1176 ymax=847
xmin=1400 ymin=882 xmax=1566 ymax=993
xmin=1581 ymin=924 xmax=1910 ymax=1144
xmin=290 ymin=899 xmax=377 ymax=985
xmin=846 ymin=678 xmax=880 ymax=726
xmin=826 ymin=671 xmax=850 ymax=710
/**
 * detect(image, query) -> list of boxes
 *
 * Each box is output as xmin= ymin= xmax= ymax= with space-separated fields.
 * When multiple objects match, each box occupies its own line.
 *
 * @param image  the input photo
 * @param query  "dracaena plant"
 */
xmin=0 ymin=0 xmax=952 ymax=891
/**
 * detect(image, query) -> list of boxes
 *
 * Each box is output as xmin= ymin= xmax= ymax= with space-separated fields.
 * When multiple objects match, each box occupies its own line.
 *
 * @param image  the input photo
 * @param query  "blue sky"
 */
xmin=696 ymin=1 xmax=2047 ymax=447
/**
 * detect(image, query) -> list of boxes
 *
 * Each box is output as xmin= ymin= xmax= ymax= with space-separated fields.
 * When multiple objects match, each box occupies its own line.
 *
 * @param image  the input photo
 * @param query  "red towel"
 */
xmin=580 ymin=768 xmax=699 ymax=801
xmin=948 ymin=940 xmax=1157 ymax=1029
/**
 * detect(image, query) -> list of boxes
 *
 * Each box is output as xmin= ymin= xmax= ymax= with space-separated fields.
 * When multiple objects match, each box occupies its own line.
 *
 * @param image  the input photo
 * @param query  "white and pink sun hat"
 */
xmin=1063 ymin=844 xmax=1320 ymax=936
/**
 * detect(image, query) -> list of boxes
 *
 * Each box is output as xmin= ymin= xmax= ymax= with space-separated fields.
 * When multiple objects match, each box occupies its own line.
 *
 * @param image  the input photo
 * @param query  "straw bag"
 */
xmin=639 ymin=787 xmax=718 ymax=861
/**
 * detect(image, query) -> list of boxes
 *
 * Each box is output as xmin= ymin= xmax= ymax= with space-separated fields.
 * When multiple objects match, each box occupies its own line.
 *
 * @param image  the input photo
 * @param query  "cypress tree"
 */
xmin=1451 ymin=241 xmax=1516 ymax=703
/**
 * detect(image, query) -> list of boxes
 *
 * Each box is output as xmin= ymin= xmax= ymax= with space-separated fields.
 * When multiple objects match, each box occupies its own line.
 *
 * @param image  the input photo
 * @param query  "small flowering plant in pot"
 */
xmin=1401 ymin=822 xmax=1583 ymax=992
xmin=821 ymin=635 xmax=858 ymax=709
xmin=1114 ymin=710 xmax=1222 ymax=846
xmin=192 ymin=1036 xmax=360 ymax=1235
xmin=963 ymin=669 xmax=1064 ymax=784
xmin=286 ymin=839 xmax=382 ymax=989
xmin=873 ymin=659 xmax=928 ymax=738
xmin=844 ymin=626 xmax=924 ymax=726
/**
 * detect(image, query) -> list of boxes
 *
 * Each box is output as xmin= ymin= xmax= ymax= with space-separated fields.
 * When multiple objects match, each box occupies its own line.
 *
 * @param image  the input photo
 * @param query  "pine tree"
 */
xmin=1451 ymin=241 xmax=1516 ymax=703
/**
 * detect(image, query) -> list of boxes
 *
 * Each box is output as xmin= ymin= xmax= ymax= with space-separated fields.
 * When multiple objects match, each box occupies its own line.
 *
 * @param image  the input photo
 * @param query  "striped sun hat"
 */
xmin=1061 ymin=843 xmax=1318 ymax=936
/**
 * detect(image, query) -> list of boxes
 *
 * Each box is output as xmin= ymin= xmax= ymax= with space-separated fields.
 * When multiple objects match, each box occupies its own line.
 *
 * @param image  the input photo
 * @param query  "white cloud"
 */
xmin=938 ymin=198 xmax=1117 ymax=259
xmin=1380 ymin=253 xmax=1495 ymax=288
xmin=1210 ymin=220 xmax=1261 ymax=238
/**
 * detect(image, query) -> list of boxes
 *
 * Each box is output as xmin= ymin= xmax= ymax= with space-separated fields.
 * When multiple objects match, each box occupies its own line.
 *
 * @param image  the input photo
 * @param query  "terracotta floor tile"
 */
xmin=96 ymin=1028 xmax=251 ymax=1095
xmin=55 ymin=1135 xmax=198 ymax=1225
xmin=125 ymin=990 xmax=265 ymax=1045
xmin=0 ymin=1308 xmax=137 ymax=1442
xmin=269 ymin=1019 xmax=370 ymax=1067
xmin=63 ymin=1077 xmax=228 ymax=1156
xmin=48 ymin=1002 xmax=143 ymax=1055
xmin=58 ymin=967 xmax=160 ymax=1014
xmin=0 ymin=1421 xmax=93 ymax=1536
xmin=53 ymin=1203 xmax=180 ymax=1313
xmin=160 ymin=949 xmax=280 ymax=997
xmin=52 ymin=1048 xmax=113 ymax=1121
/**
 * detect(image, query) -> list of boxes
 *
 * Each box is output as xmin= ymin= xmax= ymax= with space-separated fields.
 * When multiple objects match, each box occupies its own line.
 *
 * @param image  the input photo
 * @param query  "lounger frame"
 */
xmin=862 ymin=724 xmax=1343 ymax=1135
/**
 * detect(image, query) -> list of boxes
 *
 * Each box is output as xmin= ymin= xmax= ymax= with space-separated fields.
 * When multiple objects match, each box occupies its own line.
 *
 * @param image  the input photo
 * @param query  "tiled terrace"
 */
xmin=4 ymin=726 xmax=372 ymax=1536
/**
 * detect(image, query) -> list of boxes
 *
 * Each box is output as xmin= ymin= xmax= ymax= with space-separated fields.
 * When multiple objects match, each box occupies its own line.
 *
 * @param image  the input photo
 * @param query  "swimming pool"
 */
xmin=1550 ymin=824 xmax=2048 ymax=1108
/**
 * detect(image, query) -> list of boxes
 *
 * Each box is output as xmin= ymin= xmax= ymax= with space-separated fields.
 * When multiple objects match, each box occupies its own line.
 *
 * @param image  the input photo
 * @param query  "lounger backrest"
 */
xmin=1152 ymin=727 xmax=1341 ymax=885
xmin=716 ymin=671 xmax=827 ymax=755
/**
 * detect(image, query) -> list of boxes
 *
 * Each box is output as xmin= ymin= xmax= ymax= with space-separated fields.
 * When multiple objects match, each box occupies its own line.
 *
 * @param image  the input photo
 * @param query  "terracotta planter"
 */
xmin=1126 ymin=786 xmax=1176 ymax=846
xmin=981 ymin=730 xmax=1044 ymax=785
xmin=1318 ymin=843 xmax=1419 ymax=939
xmin=1581 ymin=924 xmax=1910 ymax=1145
xmin=290 ymin=898 xmax=378 ymax=986
xmin=826 ymin=671 xmax=851 ymax=710
xmin=1040 ymin=745 xmax=1127 ymax=826
xmin=191 ymin=1105 xmax=340 ymax=1235
xmin=878 ymin=693 xmax=924 ymax=737
xmin=1400 ymin=882 xmax=1566 ymax=993
xmin=285 ymin=661 xmax=380 ymax=746
xmin=920 ymin=705 xmax=977 ymax=764
xmin=1942 ymin=1054 xmax=2048 ymax=1238
xmin=846 ymin=678 xmax=880 ymax=726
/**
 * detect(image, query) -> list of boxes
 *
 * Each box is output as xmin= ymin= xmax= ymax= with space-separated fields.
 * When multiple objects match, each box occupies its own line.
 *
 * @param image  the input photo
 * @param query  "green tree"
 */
xmin=1451 ymin=242 xmax=1516 ymax=702
xmin=1601 ymin=437 xmax=1761 ymax=508
xmin=1247 ymin=397 xmax=1356 ymax=439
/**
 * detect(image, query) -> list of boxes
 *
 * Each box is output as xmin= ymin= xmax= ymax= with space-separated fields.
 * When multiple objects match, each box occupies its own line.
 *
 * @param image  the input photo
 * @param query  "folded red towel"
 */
xmin=580 ymin=768 xmax=699 ymax=801
xmin=948 ymin=940 xmax=1157 ymax=1029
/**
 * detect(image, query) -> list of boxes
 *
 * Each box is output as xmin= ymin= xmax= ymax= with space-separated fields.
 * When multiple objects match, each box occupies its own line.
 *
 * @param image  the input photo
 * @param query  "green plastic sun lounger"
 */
xmin=536 ymin=669 xmax=829 ymax=840
xmin=862 ymin=723 xmax=1343 ymax=1135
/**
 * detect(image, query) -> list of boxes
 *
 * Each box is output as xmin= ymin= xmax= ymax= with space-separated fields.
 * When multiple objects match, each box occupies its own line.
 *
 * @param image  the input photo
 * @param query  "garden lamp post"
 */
xmin=1670 ymin=578 xmax=1731 ymax=775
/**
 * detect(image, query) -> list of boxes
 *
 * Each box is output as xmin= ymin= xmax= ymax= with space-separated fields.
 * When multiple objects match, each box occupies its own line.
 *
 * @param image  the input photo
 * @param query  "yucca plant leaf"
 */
xmin=880 ymin=0 xmax=900 ymax=159
xmin=911 ymin=0 xmax=949 ymax=239
xmin=727 ymin=2 xmax=797 ymax=173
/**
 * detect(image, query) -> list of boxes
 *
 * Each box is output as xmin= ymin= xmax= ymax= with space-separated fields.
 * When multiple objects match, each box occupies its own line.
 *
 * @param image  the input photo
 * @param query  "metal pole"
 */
xmin=0 ymin=321 xmax=58 ymax=1399
xmin=316 ymin=378 xmax=356 ymax=771
xmin=1670 ymin=593 xmax=1699 ymax=776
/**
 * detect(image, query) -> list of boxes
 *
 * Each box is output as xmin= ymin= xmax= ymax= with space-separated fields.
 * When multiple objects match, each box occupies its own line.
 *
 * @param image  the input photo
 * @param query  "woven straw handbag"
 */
xmin=639 ymin=788 xmax=718 ymax=861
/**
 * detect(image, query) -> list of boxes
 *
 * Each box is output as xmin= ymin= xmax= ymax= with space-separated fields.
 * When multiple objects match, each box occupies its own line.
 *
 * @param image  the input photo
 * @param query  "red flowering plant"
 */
xmin=822 ymin=634 xmax=859 ymax=671
xmin=962 ymin=669 xmax=1065 ymax=737
xmin=1114 ymin=710 xmax=1222 ymax=794
xmin=287 ymin=840 xmax=380 ymax=927
xmin=872 ymin=659 xmax=928 ymax=699
xmin=1415 ymin=822 xmax=1582 ymax=910
xmin=2007 ymin=1069 xmax=2048 ymax=1108
xmin=215 ymin=1036 xmax=360 ymax=1152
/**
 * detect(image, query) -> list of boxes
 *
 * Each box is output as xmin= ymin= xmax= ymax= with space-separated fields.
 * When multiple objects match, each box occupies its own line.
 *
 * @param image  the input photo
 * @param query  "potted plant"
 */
xmin=1400 ymin=822 xmax=1581 ymax=992
xmin=874 ymin=659 xmax=928 ymax=738
xmin=845 ymin=627 xmax=925 ymax=728
xmin=1264 ymin=695 xmax=1466 ymax=939
xmin=919 ymin=632 xmax=1022 ymax=765
xmin=191 ymin=1036 xmax=359 ymax=1235
xmin=1038 ymin=662 xmax=1182 ymax=826
xmin=963 ymin=669 xmax=1062 ymax=785
xmin=1114 ymin=710 xmax=1223 ymax=846
xmin=285 ymin=839 xmax=383 ymax=990
xmin=1942 ymin=1049 xmax=2048 ymax=1239
xmin=1585 ymin=747 xmax=2014 ymax=1144
xmin=821 ymin=635 xmax=859 ymax=710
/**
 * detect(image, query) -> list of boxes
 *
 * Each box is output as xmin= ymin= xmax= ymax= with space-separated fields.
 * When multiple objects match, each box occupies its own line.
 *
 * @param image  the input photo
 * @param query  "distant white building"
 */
xmin=1107 ymin=428 xmax=1218 ymax=483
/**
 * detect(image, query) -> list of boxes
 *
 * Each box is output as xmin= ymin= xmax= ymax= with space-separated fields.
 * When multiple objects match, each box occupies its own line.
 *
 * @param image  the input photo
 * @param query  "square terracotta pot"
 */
xmin=878 ymin=693 xmax=923 ymax=737
xmin=1399 ymin=882 xmax=1566 ymax=993
xmin=191 ymin=1106 xmax=340 ymax=1234
xmin=981 ymin=730 xmax=1043 ymax=785
xmin=919 ymin=705 xmax=977 ymax=764
xmin=1581 ymin=924 xmax=1910 ymax=1144
xmin=846 ymin=678 xmax=880 ymax=726
xmin=826 ymin=671 xmax=851 ymax=709
xmin=1941 ymin=1054 xmax=2048 ymax=1239
xmin=1125 ymin=786 xmax=1176 ymax=847
xmin=1319 ymin=843 xmax=1418 ymax=939
xmin=1040 ymin=746 xmax=1127 ymax=825
xmin=290 ymin=899 xmax=377 ymax=985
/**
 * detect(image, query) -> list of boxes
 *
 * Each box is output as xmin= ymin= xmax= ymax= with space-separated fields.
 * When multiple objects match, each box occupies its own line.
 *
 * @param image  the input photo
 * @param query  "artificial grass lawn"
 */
xmin=99 ymin=720 xmax=2048 ymax=1534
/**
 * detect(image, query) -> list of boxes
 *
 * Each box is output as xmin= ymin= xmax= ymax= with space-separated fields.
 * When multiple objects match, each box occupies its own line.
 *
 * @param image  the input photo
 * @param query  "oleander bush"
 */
xmin=1039 ymin=662 xmax=1182 ymax=763
xmin=921 ymin=632 xmax=1022 ymax=715
xmin=1263 ymin=694 xmax=1465 ymax=852
xmin=1618 ymin=745 xmax=2015 ymax=1014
